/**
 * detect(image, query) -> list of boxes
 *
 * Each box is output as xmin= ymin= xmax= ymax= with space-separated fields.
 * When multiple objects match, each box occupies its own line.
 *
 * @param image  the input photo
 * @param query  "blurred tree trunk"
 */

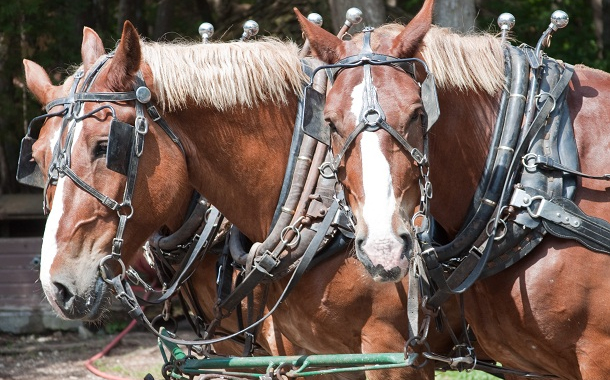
xmin=118 ymin=0 xmax=136 ymax=32
xmin=434 ymin=0 xmax=476 ymax=32
xmin=592 ymin=0 xmax=603 ymax=59
xmin=603 ymin=0 xmax=610 ymax=59
xmin=195 ymin=0 xmax=215 ymax=25
xmin=327 ymin=0 xmax=386 ymax=35
xmin=0 ymin=32 xmax=9 ymax=194
xmin=118 ymin=0 xmax=147 ymax=33
xmin=210 ymin=0 xmax=232 ymax=21
xmin=153 ymin=0 xmax=174 ymax=39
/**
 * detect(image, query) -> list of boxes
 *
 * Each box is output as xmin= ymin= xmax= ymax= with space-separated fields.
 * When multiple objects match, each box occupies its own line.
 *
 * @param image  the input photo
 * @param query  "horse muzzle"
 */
xmin=45 ymin=275 xmax=109 ymax=321
xmin=355 ymin=232 xmax=412 ymax=282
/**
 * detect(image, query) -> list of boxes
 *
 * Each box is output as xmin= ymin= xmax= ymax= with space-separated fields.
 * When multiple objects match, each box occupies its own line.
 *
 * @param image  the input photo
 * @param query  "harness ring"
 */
xmin=117 ymin=202 xmax=134 ymax=219
xmin=404 ymin=335 xmax=431 ymax=369
xmin=522 ymin=152 xmax=538 ymax=169
xmin=535 ymin=91 xmax=556 ymax=113
xmin=319 ymin=161 xmax=335 ymax=179
xmin=486 ymin=218 xmax=508 ymax=241
xmin=99 ymin=254 xmax=127 ymax=283
xmin=280 ymin=217 xmax=304 ymax=249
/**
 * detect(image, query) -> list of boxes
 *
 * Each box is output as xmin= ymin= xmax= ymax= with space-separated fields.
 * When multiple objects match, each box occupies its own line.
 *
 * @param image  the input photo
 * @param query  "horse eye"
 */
xmin=94 ymin=141 xmax=108 ymax=158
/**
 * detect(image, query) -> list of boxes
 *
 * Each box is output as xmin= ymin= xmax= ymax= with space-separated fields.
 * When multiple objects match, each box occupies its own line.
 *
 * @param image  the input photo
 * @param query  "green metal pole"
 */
xmin=158 ymin=328 xmax=420 ymax=378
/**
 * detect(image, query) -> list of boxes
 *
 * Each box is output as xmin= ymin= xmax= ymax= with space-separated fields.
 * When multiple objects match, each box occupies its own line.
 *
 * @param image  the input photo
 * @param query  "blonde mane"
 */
xmin=141 ymin=38 xmax=306 ymax=112
xmin=421 ymin=26 xmax=505 ymax=95
xmin=362 ymin=24 xmax=505 ymax=95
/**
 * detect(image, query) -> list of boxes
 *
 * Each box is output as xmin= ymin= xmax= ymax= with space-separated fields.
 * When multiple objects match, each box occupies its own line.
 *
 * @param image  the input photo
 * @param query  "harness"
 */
xmin=17 ymin=54 xmax=189 ymax=285
xmin=19 ymin=52 xmax=356 ymax=357
xmin=145 ymin=56 xmax=355 ymax=354
xmin=303 ymin=27 xmax=438 ymax=238
xmin=301 ymin=25 xmax=610 ymax=377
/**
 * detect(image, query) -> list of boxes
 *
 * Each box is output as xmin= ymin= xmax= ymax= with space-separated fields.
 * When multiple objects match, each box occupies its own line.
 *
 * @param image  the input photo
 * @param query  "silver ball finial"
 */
xmin=242 ymin=20 xmax=259 ymax=40
xmin=498 ymin=13 xmax=515 ymax=31
xmin=199 ymin=22 xmax=214 ymax=41
xmin=198 ymin=22 xmax=214 ymax=42
xmin=550 ymin=10 xmax=569 ymax=30
xmin=307 ymin=13 xmax=323 ymax=27
xmin=345 ymin=8 xmax=363 ymax=26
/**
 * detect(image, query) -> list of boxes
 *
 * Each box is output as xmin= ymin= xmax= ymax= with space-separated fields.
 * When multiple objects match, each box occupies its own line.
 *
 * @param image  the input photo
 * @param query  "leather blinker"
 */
xmin=106 ymin=119 xmax=134 ymax=175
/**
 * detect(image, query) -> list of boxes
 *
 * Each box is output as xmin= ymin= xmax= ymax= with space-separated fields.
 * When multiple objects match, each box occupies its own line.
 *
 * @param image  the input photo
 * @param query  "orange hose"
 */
xmin=85 ymin=284 xmax=152 ymax=380
xmin=85 ymin=318 xmax=140 ymax=380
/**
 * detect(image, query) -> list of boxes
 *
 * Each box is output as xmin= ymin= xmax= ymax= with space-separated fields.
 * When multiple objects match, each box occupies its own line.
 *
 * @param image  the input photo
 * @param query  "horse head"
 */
xmin=23 ymin=22 xmax=190 ymax=320
xmin=298 ymin=0 xmax=434 ymax=282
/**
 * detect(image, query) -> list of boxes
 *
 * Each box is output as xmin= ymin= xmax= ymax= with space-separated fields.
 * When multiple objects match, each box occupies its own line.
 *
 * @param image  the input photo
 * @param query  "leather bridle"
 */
xmin=306 ymin=26 xmax=439 ymax=235
xmin=28 ymin=53 xmax=185 ymax=282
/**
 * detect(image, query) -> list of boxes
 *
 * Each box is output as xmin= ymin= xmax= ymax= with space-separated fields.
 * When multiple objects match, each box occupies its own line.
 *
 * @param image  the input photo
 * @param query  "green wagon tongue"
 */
xmin=157 ymin=327 xmax=420 ymax=379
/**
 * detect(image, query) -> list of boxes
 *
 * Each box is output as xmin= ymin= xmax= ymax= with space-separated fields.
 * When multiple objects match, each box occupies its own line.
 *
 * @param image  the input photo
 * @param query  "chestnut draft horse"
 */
xmin=300 ymin=0 xmax=610 ymax=378
xmin=21 ymin=22 xmax=470 ymax=379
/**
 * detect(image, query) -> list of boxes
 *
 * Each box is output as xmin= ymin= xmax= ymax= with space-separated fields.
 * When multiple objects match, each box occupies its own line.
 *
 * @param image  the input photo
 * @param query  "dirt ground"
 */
xmin=0 ymin=328 xmax=164 ymax=380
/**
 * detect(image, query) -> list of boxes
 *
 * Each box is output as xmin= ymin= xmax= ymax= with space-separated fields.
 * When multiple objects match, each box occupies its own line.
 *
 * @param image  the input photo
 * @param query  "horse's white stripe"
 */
xmin=350 ymin=80 xmax=397 ymax=240
xmin=360 ymin=132 xmax=396 ymax=239
xmin=349 ymin=81 xmax=364 ymax=121
xmin=40 ymin=174 xmax=64 ymax=290
xmin=40 ymin=117 xmax=82 ymax=292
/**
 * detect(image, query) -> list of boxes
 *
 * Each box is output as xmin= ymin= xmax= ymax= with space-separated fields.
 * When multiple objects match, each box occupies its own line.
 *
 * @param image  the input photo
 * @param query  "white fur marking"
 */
xmin=360 ymin=132 xmax=396 ymax=240
xmin=349 ymin=82 xmax=364 ymax=122
xmin=350 ymin=80 xmax=397 ymax=240
xmin=40 ymin=117 xmax=82 ymax=294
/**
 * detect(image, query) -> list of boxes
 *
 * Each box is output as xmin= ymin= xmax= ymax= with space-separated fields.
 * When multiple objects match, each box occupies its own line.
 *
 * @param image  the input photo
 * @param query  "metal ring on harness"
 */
xmin=117 ymin=202 xmax=134 ymax=219
xmin=404 ymin=335 xmax=431 ymax=369
xmin=535 ymin=91 xmax=556 ymax=113
xmin=99 ymin=254 xmax=127 ymax=283
xmin=319 ymin=161 xmax=335 ymax=179
xmin=411 ymin=211 xmax=429 ymax=234
xmin=280 ymin=217 xmax=304 ymax=249
xmin=486 ymin=218 xmax=508 ymax=241
xmin=522 ymin=152 xmax=538 ymax=169
xmin=364 ymin=109 xmax=383 ymax=128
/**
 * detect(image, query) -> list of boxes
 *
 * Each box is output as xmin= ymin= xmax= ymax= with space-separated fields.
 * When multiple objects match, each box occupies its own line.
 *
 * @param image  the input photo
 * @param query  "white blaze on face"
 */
xmin=360 ymin=132 xmax=397 ymax=239
xmin=40 ymin=117 xmax=82 ymax=293
xmin=350 ymin=78 xmax=404 ymax=269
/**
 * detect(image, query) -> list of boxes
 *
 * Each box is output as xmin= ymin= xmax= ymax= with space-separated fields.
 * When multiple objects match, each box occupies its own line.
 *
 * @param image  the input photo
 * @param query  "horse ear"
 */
xmin=81 ymin=27 xmax=105 ymax=72
xmin=23 ymin=59 xmax=54 ymax=105
xmin=107 ymin=21 xmax=142 ymax=91
xmin=295 ymin=8 xmax=344 ymax=64
xmin=390 ymin=0 xmax=435 ymax=58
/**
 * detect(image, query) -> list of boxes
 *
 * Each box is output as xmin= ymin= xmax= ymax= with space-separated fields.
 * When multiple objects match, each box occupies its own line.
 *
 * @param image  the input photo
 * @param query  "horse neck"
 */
xmin=168 ymin=97 xmax=299 ymax=242
xmin=428 ymin=88 xmax=499 ymax=236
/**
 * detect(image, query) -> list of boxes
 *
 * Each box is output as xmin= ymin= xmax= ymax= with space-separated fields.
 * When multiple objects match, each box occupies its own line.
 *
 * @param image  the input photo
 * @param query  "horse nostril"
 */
xmin=399 ymin=233 xmax=413 ymax=259
xmin=399 ymin=233 xmax=412 ymax=246
xmin=53 ymin=281 xmax=75 ymax=308
xmin=355 ymin=237 xmax=365 ymax=250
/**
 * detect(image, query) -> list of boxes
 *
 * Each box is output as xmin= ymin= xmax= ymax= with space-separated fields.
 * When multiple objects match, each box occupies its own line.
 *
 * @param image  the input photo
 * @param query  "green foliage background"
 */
xmin=0 ymin=0 xmax=606 ymax=194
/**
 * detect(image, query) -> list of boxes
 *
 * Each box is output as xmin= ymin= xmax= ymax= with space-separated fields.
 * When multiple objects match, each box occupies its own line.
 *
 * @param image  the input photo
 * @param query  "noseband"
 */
xmin=305 ymin=27 xmax=439 ymax=234
xmin=20 ymin=53 xmax=184 ymax=281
